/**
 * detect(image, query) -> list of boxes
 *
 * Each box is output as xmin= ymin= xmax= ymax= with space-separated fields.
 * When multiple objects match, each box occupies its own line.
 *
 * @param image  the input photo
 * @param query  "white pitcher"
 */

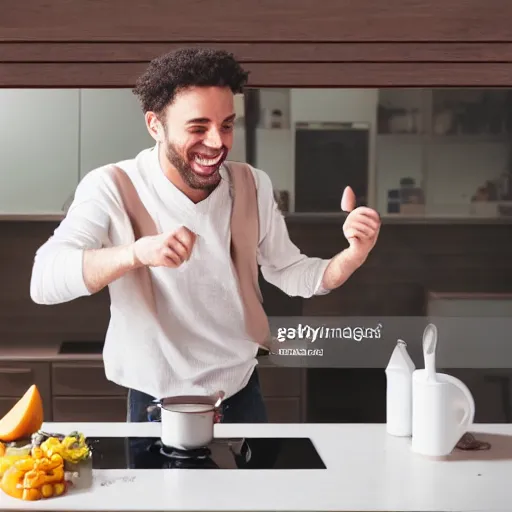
xmin=411 ymin=324 xmax=476 ymax=457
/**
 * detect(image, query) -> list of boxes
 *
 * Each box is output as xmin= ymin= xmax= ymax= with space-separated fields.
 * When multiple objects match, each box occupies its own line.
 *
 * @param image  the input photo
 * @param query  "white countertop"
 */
xmin=0 ymin=422 xmax=511 ymax=512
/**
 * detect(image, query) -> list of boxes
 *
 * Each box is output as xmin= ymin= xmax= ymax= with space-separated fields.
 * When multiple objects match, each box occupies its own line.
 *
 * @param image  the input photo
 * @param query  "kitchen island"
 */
xmin=0 ymin=421 xmax=511 ymax=512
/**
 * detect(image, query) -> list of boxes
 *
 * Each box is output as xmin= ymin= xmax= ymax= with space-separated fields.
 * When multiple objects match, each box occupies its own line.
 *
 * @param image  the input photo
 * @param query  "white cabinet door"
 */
xmin=79 ymin=89 xmax=154 ymax=180
xmin=0 ymin=89 xmax=80 ymax=215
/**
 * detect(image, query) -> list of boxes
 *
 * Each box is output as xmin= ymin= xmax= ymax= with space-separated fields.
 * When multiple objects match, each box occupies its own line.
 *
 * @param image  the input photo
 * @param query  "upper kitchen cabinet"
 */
xmin=79 ymin=89 xmax=154 ymax=180
xmin=376 ymin=88 xmax=512 ymax=219
xmin=0 ymin=89 xmax=80 ymax=215
xmin=252 ymin=88 xmax=378 ymax=213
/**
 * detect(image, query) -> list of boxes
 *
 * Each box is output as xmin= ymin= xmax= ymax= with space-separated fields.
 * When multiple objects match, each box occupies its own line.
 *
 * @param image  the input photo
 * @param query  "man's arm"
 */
xmin=31 ymin=169 xmax=197 ymax=304
xmin=255 ymin=169 xmax=377 ymax=298
xmin=30 ymin=171 xmax=137 ymax=304
xmin=254 ymin=169 xmax=362 ymax=298
xmin=317 ymin=247 xmax=364 ymax=292
xmin=78 ymin=226 xmax=196 ymax=294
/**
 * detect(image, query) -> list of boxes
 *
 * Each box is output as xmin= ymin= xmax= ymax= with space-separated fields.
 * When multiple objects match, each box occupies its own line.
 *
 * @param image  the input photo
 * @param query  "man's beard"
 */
xmin=164 ymin=139 xmax=225 ymax=192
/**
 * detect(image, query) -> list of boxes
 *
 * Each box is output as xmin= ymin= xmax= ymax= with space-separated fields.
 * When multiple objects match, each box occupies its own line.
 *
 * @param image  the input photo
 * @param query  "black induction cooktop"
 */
xmin=87 ymin=437 xmax=326 ymax=470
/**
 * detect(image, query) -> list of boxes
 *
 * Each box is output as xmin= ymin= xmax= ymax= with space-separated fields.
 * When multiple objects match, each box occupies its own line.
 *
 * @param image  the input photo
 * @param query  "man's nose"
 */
xmin=204 ymin=129 xmax=223 ymax=148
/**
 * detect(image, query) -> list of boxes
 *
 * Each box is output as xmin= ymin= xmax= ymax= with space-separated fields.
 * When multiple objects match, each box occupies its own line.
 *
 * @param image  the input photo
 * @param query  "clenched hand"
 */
xmin=341 ymin=187 xmax=380 ymax=265
xmin=133 ymin=226 xmax=196 ymax=268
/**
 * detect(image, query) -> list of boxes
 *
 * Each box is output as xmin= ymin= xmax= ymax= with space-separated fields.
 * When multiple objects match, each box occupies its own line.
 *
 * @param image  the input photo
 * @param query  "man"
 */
xmin=30 ymin=47 xmax=380 ymax=423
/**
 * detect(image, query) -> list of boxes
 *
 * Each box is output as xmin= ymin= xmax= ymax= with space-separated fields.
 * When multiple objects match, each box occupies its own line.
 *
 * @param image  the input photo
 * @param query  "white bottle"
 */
xmin=385 ymin=339 xmax=415 ymax=436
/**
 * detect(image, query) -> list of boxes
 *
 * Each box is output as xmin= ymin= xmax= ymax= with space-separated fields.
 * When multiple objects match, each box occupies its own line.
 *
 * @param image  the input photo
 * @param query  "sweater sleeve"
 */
xmin=253 ymin=167 xmax=331 ymax=298
xmin=30 ymin=170 xmax=115 ymax=305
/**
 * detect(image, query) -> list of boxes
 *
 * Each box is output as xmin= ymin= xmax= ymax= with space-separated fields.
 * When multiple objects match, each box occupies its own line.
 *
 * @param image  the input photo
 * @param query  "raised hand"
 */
xmin=133 ymin=226 xmax=197 ymax=268
xmin=341 ymin=186 xmax=380 ymax=265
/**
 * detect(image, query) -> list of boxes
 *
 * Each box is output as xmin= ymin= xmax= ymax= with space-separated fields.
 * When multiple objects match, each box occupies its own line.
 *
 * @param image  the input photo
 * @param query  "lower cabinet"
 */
xmin=50 ymin=362 xmax=305 ymax=423
xmin=0 ymin=359 xmax=306 ymax=423
xmin=0 ymin=397 xmax=20 ymax=418
xmin=0 ymin=362 xmax=52 ymax=418
xmin=258 ymin=367 xmax=305 ymax=422
xmin=52 ymin=397 xmax=127 ymax=422
xmin=52 ymin=361 xmax=128 ymax=422
xmin=52 ymin=362 xmax=126 ymax=396
xmin=265 ymin=397 xmax=301 ymax=423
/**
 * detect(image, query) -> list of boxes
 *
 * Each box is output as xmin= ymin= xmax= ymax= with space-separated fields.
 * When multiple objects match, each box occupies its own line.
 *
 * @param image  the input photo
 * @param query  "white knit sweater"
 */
xmin=30 ymin=144 xmax=330 ymax=399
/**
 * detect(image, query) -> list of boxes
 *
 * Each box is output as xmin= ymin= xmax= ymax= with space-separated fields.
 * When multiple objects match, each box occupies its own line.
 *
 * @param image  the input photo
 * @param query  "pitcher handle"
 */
xmin=441 ymin=374 xmax=476 ymax=426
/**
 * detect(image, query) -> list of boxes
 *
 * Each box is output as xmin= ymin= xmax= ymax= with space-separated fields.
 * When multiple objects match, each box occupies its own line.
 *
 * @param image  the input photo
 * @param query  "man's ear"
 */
xmin=145 ymin=111 xmax=165 ymax=143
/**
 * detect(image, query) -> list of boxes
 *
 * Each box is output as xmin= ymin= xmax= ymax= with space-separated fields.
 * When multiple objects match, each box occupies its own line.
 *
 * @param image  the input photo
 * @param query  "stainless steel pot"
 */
xmin=148 ymin=391 xmax=225 ymax=450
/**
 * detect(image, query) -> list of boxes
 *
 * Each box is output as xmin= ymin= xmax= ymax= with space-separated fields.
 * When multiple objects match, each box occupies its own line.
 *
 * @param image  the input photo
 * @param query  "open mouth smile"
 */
xmin=190 ymin=150 xmax=226 ymax=176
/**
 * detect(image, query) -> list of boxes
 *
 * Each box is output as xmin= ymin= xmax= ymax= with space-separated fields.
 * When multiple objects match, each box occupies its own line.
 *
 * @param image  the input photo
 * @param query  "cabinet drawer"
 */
xmin=258 ymin=367 xmax=302 ymax=397
xmin=265 ymin=397 xmax=301 ymax=423
xmin=0 ymin=397 xmax=19 ymax=418
xmin=52 ymin=362 xmax=127 ymax=396
xmin=0 ymin=362 xmax=52 ymax=416
xmin=53 ymin=397 xmax=127 ymax=422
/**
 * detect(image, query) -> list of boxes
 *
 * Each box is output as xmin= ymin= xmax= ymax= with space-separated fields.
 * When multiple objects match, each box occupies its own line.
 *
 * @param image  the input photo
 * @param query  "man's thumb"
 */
xmin=341 ymin=186 xmax=356 ymax=212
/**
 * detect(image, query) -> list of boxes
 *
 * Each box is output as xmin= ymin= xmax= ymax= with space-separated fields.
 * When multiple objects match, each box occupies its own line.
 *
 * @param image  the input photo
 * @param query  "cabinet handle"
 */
xmin=0 ymin=368 xmax=31 ymax=374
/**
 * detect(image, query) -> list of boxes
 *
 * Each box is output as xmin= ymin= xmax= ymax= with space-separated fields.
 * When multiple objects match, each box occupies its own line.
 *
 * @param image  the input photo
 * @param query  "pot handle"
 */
xmin=146 ymin=404 xmax=161 ymax=422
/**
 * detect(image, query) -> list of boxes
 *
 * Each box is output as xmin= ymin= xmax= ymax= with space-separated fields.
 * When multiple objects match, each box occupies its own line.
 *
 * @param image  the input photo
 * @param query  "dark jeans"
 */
xmin=127 ymin=367 xmax=268 ymax=423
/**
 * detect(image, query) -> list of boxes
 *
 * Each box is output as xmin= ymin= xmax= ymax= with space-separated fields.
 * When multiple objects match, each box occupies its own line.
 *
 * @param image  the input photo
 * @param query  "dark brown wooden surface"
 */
xmin=2 ymin=0 xmax=512 ymax=86
xmin=0 ymin=221 xmax=110 ymax=342
xmin=5 ymin=62 xmax=512 ymax=87
xmin=0 ymin=362 xmax=52 ymax=415
xmin=3 ymin=42 xmax=512 ymax=63
xmin=3 ymin=0 xmax=512 ymax=42
xmin=1 ymin=220 xmax=511 ymax=343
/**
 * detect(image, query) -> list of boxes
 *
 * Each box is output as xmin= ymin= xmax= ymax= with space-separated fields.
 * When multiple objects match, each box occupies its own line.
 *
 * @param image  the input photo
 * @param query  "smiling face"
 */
xmin=146 ymin=86 xmax=236 ymax=200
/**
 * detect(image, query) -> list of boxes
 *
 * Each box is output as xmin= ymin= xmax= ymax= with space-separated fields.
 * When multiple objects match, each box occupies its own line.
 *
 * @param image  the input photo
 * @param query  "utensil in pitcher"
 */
xmin=422 ymin=323 xmax=438 ymax=382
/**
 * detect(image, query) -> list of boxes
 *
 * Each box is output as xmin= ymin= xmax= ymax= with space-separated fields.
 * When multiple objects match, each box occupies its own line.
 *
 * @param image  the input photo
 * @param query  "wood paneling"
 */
xmin=3 ymin=0 xmax=512 ymax=42
xmin=4 ymin=62 xmax=512 ymax=88
xmin=3 ymin=42 xmax=512 ymax=63
xmin=3 ymin=1 xmax=512 ymax=87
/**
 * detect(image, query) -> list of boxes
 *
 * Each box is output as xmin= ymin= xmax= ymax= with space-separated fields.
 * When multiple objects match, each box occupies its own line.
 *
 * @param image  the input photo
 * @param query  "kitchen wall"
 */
xmin=1 ymin=86 xmax=512 ymax=423
xmin=3 ymin=0 xmax=512 ymax=426
xmin=2 ymin=217 xmax=511 ymax=423
xmin=1 ymin=86 xmax=511 ymax=342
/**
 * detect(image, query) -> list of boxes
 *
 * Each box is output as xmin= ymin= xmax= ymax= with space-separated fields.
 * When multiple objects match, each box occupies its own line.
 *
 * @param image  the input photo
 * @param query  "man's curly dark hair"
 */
xmin=132 ymin=47 xmax=249 ymax=116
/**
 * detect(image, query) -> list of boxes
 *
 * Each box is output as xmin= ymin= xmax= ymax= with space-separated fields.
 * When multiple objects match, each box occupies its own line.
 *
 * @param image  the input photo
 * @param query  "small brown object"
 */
xmin=456 ymin=432 xmax=491 ymax=451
